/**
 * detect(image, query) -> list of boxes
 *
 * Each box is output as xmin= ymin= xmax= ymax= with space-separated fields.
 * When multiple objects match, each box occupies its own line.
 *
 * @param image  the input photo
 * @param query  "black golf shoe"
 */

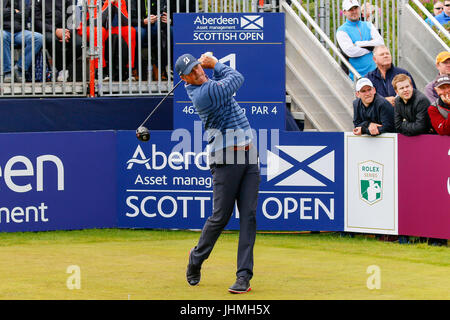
xmin=228 ymin=277 xmax=251 ymax=294
xmin=186 ymin=249 xmax=201 ymax=286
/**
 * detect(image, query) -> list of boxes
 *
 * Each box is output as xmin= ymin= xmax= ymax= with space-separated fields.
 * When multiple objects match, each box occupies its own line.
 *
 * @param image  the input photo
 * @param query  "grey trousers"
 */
xmin=190 ymin=147 xmax=260 ymax=280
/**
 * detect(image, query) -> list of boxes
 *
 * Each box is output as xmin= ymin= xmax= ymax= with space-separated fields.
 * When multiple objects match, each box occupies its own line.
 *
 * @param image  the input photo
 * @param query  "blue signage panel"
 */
xmin=258 ymin=131 xmax=344 ymax=231
xmin=117 ymin=130 xmax=344 ymax=231
xmin=173 ymin=13 xmax=285 ymax=131
xmin=0 ymin=131 xmax=117 ymax=232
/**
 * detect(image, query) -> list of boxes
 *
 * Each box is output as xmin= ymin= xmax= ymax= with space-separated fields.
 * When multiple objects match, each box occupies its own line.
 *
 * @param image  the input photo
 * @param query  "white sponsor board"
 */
xmin=344 ymin=133 xmax=398 ymax=234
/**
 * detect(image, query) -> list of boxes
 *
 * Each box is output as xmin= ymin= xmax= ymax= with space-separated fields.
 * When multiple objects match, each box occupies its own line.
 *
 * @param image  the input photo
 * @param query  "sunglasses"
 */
xmin=445 ymin=4 xmax=450 ymax=7
xmin=435 ymin=7 xmax=444 ymax=10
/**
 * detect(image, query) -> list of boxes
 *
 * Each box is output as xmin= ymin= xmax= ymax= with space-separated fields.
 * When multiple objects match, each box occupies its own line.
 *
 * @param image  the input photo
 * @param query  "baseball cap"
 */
xmin=435 ymin=51 xmax=450 ymax=64
xmin=434 ymin=74 xmax=450 ymax=88
xmin=342 ymin=0 xmax=360 ymax=11
xmin=175 ymin=53 xmax=201 ymax=76
xmin=355 ymin=77 xmax=374 ymax=91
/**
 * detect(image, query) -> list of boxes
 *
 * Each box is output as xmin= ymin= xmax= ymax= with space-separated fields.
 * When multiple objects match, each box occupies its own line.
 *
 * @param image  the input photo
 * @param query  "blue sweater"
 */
xmin=428 ymin=12 xmax=450 ymax=26
xmin=185 ymin=62 xmax=252 ymax=152
xmin=337 ymin=20 xmax=377 ymax=80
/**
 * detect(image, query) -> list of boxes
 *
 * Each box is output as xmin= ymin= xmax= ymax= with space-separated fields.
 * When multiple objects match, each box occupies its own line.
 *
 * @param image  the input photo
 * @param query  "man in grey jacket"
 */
xmin=424 ymin=51 xmax=450 ymax=102
xmin=392 ymin=74 xmax=432 ymax=136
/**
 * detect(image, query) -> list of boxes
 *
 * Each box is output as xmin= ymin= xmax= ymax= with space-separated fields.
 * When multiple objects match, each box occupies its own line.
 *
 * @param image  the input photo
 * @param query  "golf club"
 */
xmin=136 ymin=79 xmax=184 ymax=142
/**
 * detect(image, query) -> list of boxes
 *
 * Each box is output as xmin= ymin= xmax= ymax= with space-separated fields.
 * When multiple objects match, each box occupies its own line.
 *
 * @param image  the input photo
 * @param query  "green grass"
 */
xmin=0 ymin=229 xmax=448 ymax=300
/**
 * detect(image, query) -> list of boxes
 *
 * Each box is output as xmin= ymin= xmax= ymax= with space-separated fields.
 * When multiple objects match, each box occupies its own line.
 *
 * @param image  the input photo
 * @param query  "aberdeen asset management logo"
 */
xmin=266 ymin=145 xmax=335 ymax=187
xmin=240 ymin=15 xmax=264 ymax=30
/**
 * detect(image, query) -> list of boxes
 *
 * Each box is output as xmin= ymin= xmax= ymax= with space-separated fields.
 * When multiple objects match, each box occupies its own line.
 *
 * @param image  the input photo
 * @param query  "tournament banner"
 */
xmin=173 ymin=13 xmax=285 ymax=131
xmin=398 ymin=135 xmax=450 ymax=239
xmin=344 ymin=133 xmax=398 ymax=235
xmin=0 ymin=131 xmax=117 ymax=232
xmin=117 ymin=130 xmax=344 ymax=231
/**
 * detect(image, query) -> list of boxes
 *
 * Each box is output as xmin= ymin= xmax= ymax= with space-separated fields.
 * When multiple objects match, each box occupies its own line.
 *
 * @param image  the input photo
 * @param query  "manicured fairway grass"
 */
xmin=0 ymin=229 xmax=448 ymax=300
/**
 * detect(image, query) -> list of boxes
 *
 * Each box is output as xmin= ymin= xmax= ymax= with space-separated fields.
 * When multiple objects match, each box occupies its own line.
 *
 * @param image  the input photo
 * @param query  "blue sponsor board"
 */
xmin=117 ymin=130 xmax=215 ymax=229
xmin=117 ymin=130 xmax=344 ymax=231
xmin=0 ymin=131 xmax=116 ymax=232
xmin=259 ymin=131 xmax=344 ymax=231
xmin=173 ymin=13 xmax=285 ymax=131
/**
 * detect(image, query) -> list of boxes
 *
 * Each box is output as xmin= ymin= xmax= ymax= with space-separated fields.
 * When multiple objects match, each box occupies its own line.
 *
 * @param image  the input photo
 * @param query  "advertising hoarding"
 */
xmin=0 ymin=131 xmax=116 ymax=232
xmin=345 ymin=133 xmax=398 ymax=235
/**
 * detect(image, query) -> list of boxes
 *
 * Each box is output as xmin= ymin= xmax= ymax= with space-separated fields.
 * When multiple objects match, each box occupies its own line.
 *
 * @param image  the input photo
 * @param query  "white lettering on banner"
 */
xmin=125 ymin=195 xmax=211 ymax=219
xmin=126 ymin=145 xmax=209 ymax=171
xmin=194 ymin=16 xmax=239 ymax=25
xmin=193 ymin=32 xmax=263 ymax=41
xmin=0 ymin=202 xmax=49 ymax=223
xmin=0 ymin=155 xmax=64 ymax=193
xmin=262 ymin=197 xmax=334 ymax=220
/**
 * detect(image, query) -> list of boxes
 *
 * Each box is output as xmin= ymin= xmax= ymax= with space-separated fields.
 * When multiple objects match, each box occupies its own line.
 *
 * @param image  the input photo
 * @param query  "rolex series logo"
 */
xmin=358 ymin=160 xmax=383 ymax=205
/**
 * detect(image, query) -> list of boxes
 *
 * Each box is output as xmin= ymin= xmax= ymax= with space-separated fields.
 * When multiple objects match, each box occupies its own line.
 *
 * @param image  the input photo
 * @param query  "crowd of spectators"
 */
xmin=338 ymin=0 xmax=448 ymax=246
xmin=1 ymin=0 xmax=194 ymax=83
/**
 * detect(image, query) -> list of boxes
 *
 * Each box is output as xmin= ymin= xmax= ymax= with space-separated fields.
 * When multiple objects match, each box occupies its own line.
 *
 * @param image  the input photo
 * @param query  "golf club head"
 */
xmin=136 ymin=126 xmax=150 ymax=142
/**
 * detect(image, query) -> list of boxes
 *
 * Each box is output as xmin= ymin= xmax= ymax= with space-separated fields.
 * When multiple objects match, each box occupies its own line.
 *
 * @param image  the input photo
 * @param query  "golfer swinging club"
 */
xmin=175 ymin=52 xmax=260 ymax=294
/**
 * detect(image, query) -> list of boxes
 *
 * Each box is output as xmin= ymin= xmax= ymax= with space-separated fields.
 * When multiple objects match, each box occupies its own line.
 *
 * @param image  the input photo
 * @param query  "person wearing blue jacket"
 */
xmin=176 ymin=53 xmax=260 ymax=294
xmin=336 ymin=0 xmax=384 ymax=80
xmin=352 ymin=77 xmax=395 ymax=136
xmin=429 ymin=0 xmax=450 ymax=26
xmin=365 ymin=45 xmax=416 ymax=106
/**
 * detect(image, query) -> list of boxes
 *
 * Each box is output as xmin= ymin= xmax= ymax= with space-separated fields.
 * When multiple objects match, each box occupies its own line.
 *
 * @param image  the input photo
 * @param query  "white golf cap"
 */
xmin=355 ymin=77 xmax=374 ymax=91
xmin=342 ymin=0 xmax=360 ymax=11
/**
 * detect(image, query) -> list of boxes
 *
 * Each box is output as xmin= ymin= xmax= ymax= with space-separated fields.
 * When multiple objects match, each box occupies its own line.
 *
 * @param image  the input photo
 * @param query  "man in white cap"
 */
xmin=336 ymin=0 xmax=384 ymax=80
xmin=352 ymin=77 xmax=395 ymax=136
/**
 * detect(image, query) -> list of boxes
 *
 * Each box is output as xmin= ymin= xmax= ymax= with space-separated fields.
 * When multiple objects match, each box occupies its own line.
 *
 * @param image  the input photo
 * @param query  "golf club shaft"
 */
xmin=138 ymin=79 xmax=184 ymax=128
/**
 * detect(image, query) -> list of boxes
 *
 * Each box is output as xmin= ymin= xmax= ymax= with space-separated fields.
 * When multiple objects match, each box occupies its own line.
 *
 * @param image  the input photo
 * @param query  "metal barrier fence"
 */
xmin=0 ymin=0 xmax=262 ymax=97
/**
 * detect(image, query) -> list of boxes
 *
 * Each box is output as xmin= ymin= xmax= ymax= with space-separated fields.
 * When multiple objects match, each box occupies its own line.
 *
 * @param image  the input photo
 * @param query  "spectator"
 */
xmin=336 ymin=0 xmax=384 ymax=80
xmin=35 ymin=0 xmax=83 ymax=82
xmin=428 ymin=74 xmax=450 ymax=135
xmin=129 ymin=0 xmax=160 ymax=80
xmin=361 ymin=1 xmax=380 ymax=31
xmin=366 ymin=45 xmax=417 ymax=106
xmin=129 ymin=0 xmax=195 ymax=81
xmin=77 ymin=0 xmax=108 ymax=70
xmin=1 ymin=0 xmax=43 ymax=82
xmin=425 ymin=1 xmax=444 ymax=25
xmin=392 ymin=74 xmax=432 ymax=136
xmin=77 ymin=0 xmax=136 ymax=80
xmin=103 ymin=0 xmax=137 ymax=81
xmin=352 ymin=77 xmax=395 ymax=136
xmin=432 ymin=0 xmax=450 ymax=26
xmin=424 ymin=51 xmax=450 ymax=102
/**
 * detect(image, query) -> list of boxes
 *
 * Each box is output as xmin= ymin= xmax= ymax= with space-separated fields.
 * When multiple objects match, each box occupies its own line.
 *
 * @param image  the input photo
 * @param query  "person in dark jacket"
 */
xmin=365 ymin=45 xmax=416 ymax=106
xmin=129 ymin=0 xmax=195 ymax=80
xmin=2 ymin=0 xmax=43 ymax=82
xmin=352 ymin=77 xmax=395 ymax=136
xmin=35 ymin=0 xmax=83 ymax=81
xmin=392 ymin=74 xmax=432 ymax=136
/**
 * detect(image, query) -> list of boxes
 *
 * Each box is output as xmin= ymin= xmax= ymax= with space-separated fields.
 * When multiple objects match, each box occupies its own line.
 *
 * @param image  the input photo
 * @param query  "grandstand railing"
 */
xmin=0 ymin=0 xmax=262 ymax=98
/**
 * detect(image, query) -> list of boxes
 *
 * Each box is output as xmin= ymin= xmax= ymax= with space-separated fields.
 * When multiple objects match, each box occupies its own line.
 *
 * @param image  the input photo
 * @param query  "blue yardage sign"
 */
xmin=173 ymin=13 xmax=285 ymax=131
